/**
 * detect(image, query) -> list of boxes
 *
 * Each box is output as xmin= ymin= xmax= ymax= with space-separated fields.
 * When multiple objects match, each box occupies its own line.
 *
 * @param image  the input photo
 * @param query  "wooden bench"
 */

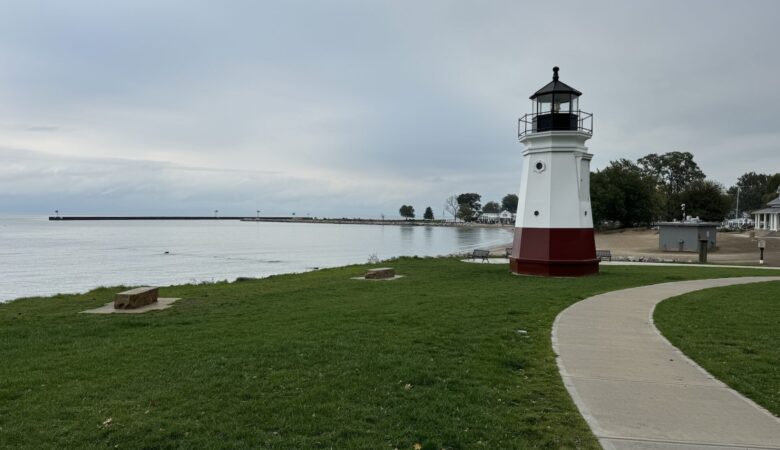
xmin=471 ymin=249 xmax=490 ymax=262
xmin=596 ymin=250 xmax=612 ymax=262
xmin=114 ymin=287 xmax=159 ymax=309
xmin=505 ymin=247 xmax=512 ymax=258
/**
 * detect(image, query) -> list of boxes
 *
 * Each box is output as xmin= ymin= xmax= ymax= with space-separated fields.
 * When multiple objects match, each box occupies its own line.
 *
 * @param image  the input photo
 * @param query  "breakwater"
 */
xmin=48 ymin=216 xmax=510 ymax=228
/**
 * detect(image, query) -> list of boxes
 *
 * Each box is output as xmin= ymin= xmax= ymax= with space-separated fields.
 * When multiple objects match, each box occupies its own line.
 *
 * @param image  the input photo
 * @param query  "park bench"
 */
xmin=505 ymin=247 xmax=512 ymax=258
xmin=471 ymin=249 xmax=490 ymax=263
xmin=596 ymin=250 xmax=612 ymax=262
xmin=114 ymin=286 xmax=159 ymax=309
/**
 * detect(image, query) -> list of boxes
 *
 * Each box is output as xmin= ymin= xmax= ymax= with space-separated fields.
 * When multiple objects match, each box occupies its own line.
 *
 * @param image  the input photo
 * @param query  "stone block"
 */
xmin=114 ymin=287 xmax=159 ymax=309
xmin=364 ymin=268 xmax=395 ymax=279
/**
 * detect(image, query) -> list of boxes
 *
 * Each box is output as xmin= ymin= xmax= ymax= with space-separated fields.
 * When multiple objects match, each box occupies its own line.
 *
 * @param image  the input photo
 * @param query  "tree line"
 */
xmin=445 ymin=193 xmax=518 ymax=222
xmin=399 ymin=205 xmax=435 ymax=220
xmin=400 ymin=151 xmax=778 ymax=227
xmin=591 ymin=151 xmax=780 ymax=227
xmin=400 ymin=194 xmax=518 ymax=222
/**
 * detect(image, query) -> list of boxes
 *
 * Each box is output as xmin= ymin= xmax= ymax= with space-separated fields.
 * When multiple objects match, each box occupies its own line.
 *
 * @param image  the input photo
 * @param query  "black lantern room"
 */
xmin=519 ymin=67 xmax=592 ymax=137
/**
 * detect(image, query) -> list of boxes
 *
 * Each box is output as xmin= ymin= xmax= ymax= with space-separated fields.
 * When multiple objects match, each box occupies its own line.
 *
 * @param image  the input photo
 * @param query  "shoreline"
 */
xmin=49 ymin=215 xmax=513 ymax=228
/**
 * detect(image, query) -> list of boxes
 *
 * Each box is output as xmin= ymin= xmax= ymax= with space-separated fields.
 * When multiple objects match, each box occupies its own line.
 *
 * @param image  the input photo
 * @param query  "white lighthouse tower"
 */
xmin=509 ymin=67 xmax=598 ymax=277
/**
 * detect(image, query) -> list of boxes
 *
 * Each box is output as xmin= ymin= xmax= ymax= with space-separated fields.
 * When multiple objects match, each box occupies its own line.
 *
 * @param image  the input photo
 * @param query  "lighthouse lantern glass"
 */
xmin=534 ymin=94 xmax=552 ymax=114
xmin=553 ymin=93 xmax=572 ymax=113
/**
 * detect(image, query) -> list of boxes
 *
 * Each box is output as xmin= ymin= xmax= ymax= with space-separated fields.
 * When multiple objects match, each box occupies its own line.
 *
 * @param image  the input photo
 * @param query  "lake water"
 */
xmin=0 ymin=216 xmax=512 ymax=303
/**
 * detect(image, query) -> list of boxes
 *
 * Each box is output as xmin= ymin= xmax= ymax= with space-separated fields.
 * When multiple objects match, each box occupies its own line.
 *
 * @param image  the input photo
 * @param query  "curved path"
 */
xmin=553 ymin=277 xmax=780 ymax=449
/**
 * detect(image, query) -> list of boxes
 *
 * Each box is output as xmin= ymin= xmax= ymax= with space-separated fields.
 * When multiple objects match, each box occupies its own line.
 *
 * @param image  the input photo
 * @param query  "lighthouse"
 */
xmin=509 ymin=67 xmax=599 ymax=277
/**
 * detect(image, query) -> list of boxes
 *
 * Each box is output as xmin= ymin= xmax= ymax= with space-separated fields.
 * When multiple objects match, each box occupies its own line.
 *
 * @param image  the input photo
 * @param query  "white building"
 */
xmin=499 ymin=210 xmax=516 ymax=224
xmin=478 ymin=212 xmax=500 ymax=223
xmin=753 ymin=189 xmax=780 ymax=232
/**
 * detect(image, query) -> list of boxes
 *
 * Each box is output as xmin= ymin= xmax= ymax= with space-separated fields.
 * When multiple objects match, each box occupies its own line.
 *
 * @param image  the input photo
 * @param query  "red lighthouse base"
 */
xmin=509 ymin=228 xmax=599 ymax=277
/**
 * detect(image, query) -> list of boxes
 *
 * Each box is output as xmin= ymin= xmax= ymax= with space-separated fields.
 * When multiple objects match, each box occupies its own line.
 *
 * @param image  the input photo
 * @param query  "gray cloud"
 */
xmin=1 ymin=1 xmax=779 ymax=216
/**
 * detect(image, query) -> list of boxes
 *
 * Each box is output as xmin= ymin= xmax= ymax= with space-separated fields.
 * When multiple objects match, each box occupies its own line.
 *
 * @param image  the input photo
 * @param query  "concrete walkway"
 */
xmin=553 ymin=277 xmax=780 ymax=449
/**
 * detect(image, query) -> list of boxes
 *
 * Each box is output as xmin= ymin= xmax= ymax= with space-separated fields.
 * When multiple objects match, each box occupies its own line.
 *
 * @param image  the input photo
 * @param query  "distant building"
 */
xmin=479 ymin=212 xmax=500 ymax=223
xmin=752 ymin=189 xmax=780 ymax=232
xmin=499 ymin=210 xmax=516 ymax=224
xmin=724 ymin=217 xmax=754 ymax=229
xmin=478 ymin=210 xmax=516 ymax=224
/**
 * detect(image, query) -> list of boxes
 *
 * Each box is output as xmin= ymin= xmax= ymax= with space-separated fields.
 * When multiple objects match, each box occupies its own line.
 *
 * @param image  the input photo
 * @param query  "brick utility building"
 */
xmin=509 ymin=67 xmax=598 ymax=276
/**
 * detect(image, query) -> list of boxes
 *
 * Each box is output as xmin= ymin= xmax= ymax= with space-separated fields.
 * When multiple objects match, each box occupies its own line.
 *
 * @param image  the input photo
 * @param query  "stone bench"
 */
xmin=364 ymin=268 xmax=395 ymax=279
xmin=114 ymin=287 xmax=159 ymax=309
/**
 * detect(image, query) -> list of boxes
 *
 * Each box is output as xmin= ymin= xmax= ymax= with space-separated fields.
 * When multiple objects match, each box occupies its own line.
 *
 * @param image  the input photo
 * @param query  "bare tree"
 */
xmin=444 ymin=195 xmax=460 ymax=220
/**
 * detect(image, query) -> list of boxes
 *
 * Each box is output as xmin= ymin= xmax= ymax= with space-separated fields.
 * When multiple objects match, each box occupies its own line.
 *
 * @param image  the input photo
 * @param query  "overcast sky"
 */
xmin=1 ymin=1 xmax=779 ymax=217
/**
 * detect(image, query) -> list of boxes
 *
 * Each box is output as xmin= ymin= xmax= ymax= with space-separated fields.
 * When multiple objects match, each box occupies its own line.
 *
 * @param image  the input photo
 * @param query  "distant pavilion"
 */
xmin=753 ymin=188 xmax=780 ymax=232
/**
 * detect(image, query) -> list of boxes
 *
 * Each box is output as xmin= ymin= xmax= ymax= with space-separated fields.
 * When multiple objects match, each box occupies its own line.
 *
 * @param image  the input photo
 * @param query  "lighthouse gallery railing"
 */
xmin=517 ymin=111 xmax=593 ymax=138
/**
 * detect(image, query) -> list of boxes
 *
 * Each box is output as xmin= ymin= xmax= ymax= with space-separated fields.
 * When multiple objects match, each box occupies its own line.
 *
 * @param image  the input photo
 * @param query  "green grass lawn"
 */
xmin=655 ymin=281 xmax=780 ymax=417
xmin=0 ymin=259 xmax=773 ymax=449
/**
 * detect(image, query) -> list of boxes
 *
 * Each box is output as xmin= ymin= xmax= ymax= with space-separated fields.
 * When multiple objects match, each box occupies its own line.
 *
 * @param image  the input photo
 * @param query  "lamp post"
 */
xmin=758 ymin=239 xmax=766 ymax=265
xmin=214 ymin=209 xmax=219 ymax=218
xmin=256 ymin=210 xmax=260 ymax=219
xmin=681 ymin=203 xmax=686 ymax=222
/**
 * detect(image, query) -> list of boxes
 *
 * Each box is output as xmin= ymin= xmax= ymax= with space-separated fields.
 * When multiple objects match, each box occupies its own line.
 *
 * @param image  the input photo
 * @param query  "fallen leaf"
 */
xmin=102 ymin=418 xmax=113 ymax=427
xmin=403 ymin=384 xmax=413 ymax=391
xmin=413 ymin=444 xmax=422 ymax=450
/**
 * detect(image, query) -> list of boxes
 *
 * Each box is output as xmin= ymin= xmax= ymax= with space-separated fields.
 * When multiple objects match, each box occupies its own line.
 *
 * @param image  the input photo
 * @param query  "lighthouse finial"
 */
xmin=553 ymin=66 xmax=559 ymax=81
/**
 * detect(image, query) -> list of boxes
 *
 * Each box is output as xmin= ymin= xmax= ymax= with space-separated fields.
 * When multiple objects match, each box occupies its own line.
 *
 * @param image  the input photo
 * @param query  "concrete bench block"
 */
xmin=114 ymin=287 xmax=159 ymax=309
xmin=364 ymin=268 xmax=395 ymax=279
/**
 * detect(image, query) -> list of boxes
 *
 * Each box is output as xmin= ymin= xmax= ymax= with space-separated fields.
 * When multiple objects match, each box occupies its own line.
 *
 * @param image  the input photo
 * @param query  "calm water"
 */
xmin=0 ymin=216 xmax=511 ymax=303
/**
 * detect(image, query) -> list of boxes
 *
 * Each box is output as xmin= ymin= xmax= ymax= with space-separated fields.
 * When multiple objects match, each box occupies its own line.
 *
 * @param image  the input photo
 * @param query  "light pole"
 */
xmin=256 ymin=210 xmax=260 ymax=219
xmin=735 ymin=186 xmax=741 ymax=220
xmin=214 ymin=209 xmax=219 ymax=218
xmin=681 ymin=203 xmax=686 ymax=222
xmin=54 ymin=209 xmax=59 ymax=218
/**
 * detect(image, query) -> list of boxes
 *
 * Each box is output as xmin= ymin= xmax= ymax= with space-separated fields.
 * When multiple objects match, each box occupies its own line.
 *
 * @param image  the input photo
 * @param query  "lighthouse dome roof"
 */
xmin=530 ymin=66 xmax=582 ymax=99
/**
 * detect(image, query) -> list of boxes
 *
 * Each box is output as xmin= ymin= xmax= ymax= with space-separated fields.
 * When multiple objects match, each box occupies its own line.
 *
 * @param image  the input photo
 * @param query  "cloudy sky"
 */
xmin=1 ymin=1 xmax=779 ymax=217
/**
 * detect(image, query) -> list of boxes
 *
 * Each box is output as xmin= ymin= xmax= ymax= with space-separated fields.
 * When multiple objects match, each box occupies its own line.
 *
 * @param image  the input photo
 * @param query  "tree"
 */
xmin=728 ymin=172 xmax=768 ymax=216
xmin=456 ymin=193 xmax=482 ymax=211
xmin=678 ymin=180 xmax=732 ymax=222
xmin=456 ymin=193 xmax=482 ymax=222
xmin=501 ymin=194 xmax=518 ymax=213
xmin=444 ymin=195 xmax=459 ymax=220
xmin=423 ymin=206 xmax=434 ymax=220
xmin=457 ymin=204 xmax=476 ymax=222
xmin=590 ymin=159 xmax=661 ymax=227
xmin=399 ymin=205 xmax=415 ymax=220
xmin=482 ymin=201 xmax=500 ymax=213
xmin=637 ymin=151 xmax=706 ymax=220
xmin=727 ymin=172 xmax=780 ymax=216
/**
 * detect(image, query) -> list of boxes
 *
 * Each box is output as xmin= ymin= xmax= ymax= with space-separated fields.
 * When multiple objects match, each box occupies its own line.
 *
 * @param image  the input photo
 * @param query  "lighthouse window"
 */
xmin=553 ymin=93 xmax=572 ymax=113
xmin=534 ymin=161 xmax=546 ymax=173
xmin=534 ymin=211 xmax=539 ymax=216
xmin=536 ymin=94 xmax=552 ymax=114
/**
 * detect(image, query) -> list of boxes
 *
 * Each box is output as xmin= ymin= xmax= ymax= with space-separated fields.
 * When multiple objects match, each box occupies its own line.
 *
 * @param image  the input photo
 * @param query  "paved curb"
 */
xmin=552 ymin=277 xmax=780 ymax=449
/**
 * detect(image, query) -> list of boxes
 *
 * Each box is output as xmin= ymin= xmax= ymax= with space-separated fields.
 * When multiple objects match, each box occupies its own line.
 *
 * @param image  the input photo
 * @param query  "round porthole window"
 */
xmin=534 ymin=210 xmax=540 ymax=216
xmin=533 ymin=161 xmax=546 ymax=173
